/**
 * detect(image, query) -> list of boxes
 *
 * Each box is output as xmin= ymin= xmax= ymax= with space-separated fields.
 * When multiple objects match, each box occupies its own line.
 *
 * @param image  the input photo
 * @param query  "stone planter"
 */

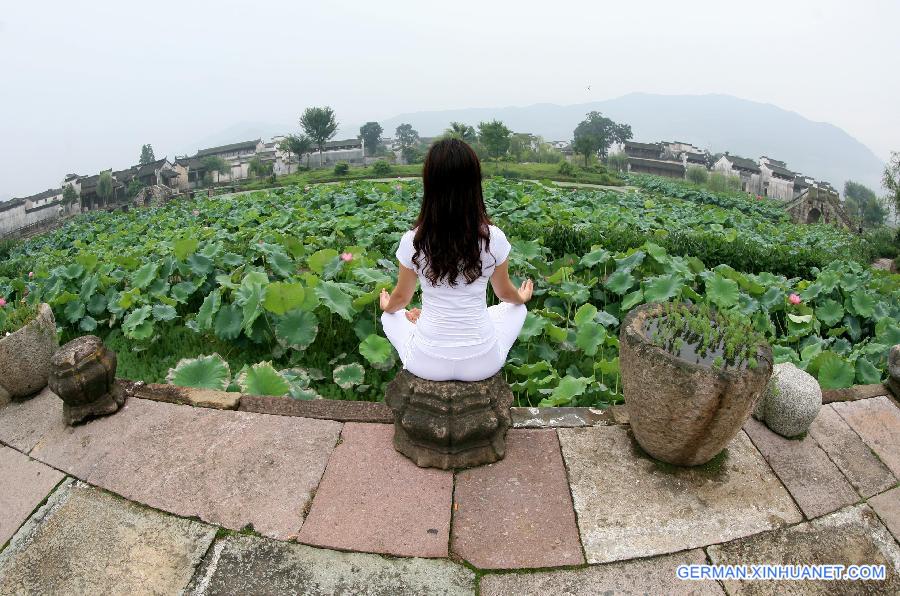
xmin=385 ymin=370 xmax=513 ymax=470
xmin=620 ymin=303 xmax=773 ymax=466
xmin=48 ymin=335 xmax=124 ymax=425
xmin=0 ymin=303 xmax=58 ymax=403
xmin=888 ymin=345 xmax=900 ymax=398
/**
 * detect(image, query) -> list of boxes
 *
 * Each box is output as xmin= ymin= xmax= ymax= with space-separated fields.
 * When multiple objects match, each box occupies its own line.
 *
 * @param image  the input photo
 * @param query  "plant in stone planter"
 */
xmin=620 ymin=302 xmax=773 ymax=466
xmin=0 ymin=302 xmax=59 ymax=402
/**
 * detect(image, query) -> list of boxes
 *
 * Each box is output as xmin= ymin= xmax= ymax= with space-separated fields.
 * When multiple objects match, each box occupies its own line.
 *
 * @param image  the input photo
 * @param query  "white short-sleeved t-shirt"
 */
xmin=395 ymin=225 xmax=511 ymax=353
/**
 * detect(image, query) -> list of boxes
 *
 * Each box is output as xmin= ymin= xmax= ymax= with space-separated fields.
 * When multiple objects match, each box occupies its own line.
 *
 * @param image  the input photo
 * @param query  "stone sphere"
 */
xmin=761 ymin=362 xmax=821 ymax=438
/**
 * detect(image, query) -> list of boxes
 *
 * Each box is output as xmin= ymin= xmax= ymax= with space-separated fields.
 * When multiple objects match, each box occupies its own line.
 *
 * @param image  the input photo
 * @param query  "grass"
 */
xmin=236 ymin=161 xmax=623 ymax=192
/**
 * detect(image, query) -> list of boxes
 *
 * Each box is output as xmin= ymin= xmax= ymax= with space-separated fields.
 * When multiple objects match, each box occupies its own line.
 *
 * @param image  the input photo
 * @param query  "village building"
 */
xmin=757 ymin=157 xmax=796 ymax=200
xmin=712 ymin=154 xmax=761 ymax=193
xmin=623 ymin=141 xmax=686 ymax=178
xmin=304 ymin=138 xmax=364 ymax=168
xmin=0 ymin=188 xmax=71 ymax=238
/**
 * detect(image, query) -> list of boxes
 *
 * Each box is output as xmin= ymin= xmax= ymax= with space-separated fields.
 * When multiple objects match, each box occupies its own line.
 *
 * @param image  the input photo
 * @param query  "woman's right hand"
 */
xmin=517 ymin=279 xmax=534 ymax=303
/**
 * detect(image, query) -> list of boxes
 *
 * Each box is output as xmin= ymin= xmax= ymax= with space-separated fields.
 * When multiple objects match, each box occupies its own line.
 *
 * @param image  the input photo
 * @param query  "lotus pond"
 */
xmin=0 ymin=177 xmax=897 ymax=407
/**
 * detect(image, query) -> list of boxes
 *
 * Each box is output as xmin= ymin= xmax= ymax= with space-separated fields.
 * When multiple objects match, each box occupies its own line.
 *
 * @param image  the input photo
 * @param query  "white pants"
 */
xmin=381 ymin=303 xmax=527 ymax=382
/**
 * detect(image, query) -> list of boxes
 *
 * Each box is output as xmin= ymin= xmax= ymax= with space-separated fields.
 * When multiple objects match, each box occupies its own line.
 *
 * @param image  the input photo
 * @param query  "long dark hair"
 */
xmin=412 ymin=138 xmax=491 ymax=286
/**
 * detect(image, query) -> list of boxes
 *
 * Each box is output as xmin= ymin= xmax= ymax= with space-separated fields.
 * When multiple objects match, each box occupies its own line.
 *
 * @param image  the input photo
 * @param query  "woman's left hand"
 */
xmin=379 ymin=288 xmax=391 ymax=311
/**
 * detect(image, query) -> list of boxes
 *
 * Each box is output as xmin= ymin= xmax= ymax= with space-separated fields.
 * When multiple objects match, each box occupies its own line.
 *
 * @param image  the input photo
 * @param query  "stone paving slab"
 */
xmin=510 ymin=407 xmax=613 ymax=428
xmin=833 ymin=396 xmax=900 ymax=478
xmin=188 ymin=533 xmax=475 ymax=595
xmin=558 ymin=426 xmax=801 ymax=564
xmin=869 ymin=487 xmax=900 ymax=544
xmin=0 ymin=483 xmax=216 ymax=595
xmin=0 ymin=445 xmax=65 ymax=547
xmin=451 ymin=429 xmax=584 ymax=569
xmin=707 ymin=504 xmax=900 ymax=595
xmin=0 ymin=387 xmax=60 ymax=452
xmin=807 ymin=405 xmax=896 ymax=498
xmin=28 ymin=397 xmax=342 ymax=539
xmin=297 ymin=423 xmax=453 ymax=558
xmin=480 ymin=548 xmax=723 ymax=595
xmin=744 ymin=417 xmax=859 ymax=519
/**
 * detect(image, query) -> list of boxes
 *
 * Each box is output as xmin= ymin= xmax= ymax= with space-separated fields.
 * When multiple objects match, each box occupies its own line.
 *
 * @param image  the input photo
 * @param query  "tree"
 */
xmin=202 ymin=156 xmax=229 ymax=185
xmin=572 ymin=111 xmax=632 ymax=166
xmin=126 ymin=179 xmax=143 ymax=198
xmin=97 ymin=171 xmax=113 ymax=205
xmin=509 ymin=133 xmax=537 ymax=162
xmin=395 ymin=123 xmax=419 ymax=150
xmin=139 ymin=144 xmax=155 ymax=165
xmin=248 ymin=156 xmax=273 ymax=178
xmin=300 ymin=106 xmax=339 ymax=166
xmin=358 ymin=122 xmax=383 ymax=156
xmin=62 ymin=184 xmax=78 ymax=205
xmin=844 ymin=180 xmax=887 ymax=229
xmin=478 ymin=120 xmax=512 ymax=159
xmin=279 ymin=134 xmax=313 ymax=170
xmin=883 ymin=151 xmax=900 ymax=214
xmin=444 ymin=122 xmax=476 ymax=142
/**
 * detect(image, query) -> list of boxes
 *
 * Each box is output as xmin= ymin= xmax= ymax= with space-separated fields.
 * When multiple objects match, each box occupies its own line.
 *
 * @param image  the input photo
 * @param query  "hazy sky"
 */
xmin=1 ymin=0 xmax=898 ymax=201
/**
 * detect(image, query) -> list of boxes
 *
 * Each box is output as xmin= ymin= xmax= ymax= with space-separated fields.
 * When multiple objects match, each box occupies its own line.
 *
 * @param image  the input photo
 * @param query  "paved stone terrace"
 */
xmin=1 ymin=387 xmax=899 ymax=594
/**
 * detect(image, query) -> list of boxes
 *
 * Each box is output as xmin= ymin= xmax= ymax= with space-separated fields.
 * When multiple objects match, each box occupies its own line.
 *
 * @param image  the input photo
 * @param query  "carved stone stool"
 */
xmin=48 ymin=335 xmax=125 ymax=425
xmin=888 ymin=345 xmax=900 ymax=398
xmin=385 ymin=370 xmax=513 ymax=470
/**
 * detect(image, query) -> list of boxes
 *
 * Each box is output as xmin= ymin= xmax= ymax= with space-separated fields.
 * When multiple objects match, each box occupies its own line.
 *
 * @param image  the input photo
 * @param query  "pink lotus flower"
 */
xmin=28 ymin=271 xmax=34 ymax=278
xmin=340 ymin=252 xmax=353 ymax=262
xmin=0 ymin=298 xmax=6 ymax=308
xmin=789 ymin=293 xmax=801 ymax=305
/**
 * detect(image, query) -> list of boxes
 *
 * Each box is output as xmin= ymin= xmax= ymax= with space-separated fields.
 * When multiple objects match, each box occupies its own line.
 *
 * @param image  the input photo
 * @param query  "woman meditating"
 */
xmin=380 ymin=138 xmax=533 ymax=382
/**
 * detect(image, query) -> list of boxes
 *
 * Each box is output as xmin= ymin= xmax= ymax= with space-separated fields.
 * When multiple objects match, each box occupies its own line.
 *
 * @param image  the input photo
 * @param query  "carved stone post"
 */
xmin=888 ymin=345 xmax=900 ymax=399
xmin=385 ymin=370 xmax=513 ymax=470
xmin=48 ymin=335 xmax=125 ymax=425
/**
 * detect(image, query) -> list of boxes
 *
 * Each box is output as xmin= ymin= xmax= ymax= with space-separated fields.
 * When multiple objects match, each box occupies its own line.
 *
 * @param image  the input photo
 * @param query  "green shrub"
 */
xmin=0 ymin=238 xmax=17 ymax=261
xmin=707 ymin=172 xmax=727 ymax=192
xmin=558 ymin=161 xmax=575 ymax=176
xmin=686 ymin=166 xmax=709 ymax=185
xmin=727 ymin=176 xmax=742 ymax=191
xmin=371 ymin=160 xmax=391 ymax=176
xmin=333 ymin=162 xmax=350 ymax=175
xmin=862 ymin=227 xmax=900 ymax=259
xmin=0 ymin=302 xmax=38 ymax=335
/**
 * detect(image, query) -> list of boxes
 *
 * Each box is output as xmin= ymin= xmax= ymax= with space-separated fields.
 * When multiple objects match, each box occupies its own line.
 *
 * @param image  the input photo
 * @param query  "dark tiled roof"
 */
xmin=196 ymin=139 xmax=260 ymax=157
xmin=23 ymin=188 xmax=62 ymax=202
xmin=325 ymin=138 xmax=362 ymax=149
xmin=725 ymin=155 xmax=760 ymax=173
xmin=685 ymin=152 xmax=707 ymax=163
xmin=794 ymin=176 xmax=810 ymax=188
xmin=624 ymin=141 xmax=662 ymax=151
xmin=136 ymin=158 xmax=169 ymax=178
xmin=0 ymin=198 xmax=26 ymax=213
xmin=765 ymin=163 xmax=795 ymax=179
xmin=628 ymin=156 xmax=685 ymax=172
xmin=761 ymin=156 xmax=786 ymax=168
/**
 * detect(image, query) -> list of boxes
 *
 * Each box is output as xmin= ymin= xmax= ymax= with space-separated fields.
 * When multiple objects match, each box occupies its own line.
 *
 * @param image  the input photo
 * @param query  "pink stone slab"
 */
xmin=297 ymin=423 xmax=453 ymax=558
xmin=833 ymin=396 xmax=900 ymax=479
xmin=0 ymin=445 xmax=65 ymax=546
xmin=744 ymin=417 xmax=859 ymax=519
xmin=869 ymin=487 xmax=900 ymax=544
xmin=808 ymin=405 xmax=896 ymax=498
xmin=0 ymin=388 xmax=61 ymax=453
xmin=29 ymin=397 xmax=342 ymax=540
xmin=451 ymin=430 xmax=584 ymax=569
